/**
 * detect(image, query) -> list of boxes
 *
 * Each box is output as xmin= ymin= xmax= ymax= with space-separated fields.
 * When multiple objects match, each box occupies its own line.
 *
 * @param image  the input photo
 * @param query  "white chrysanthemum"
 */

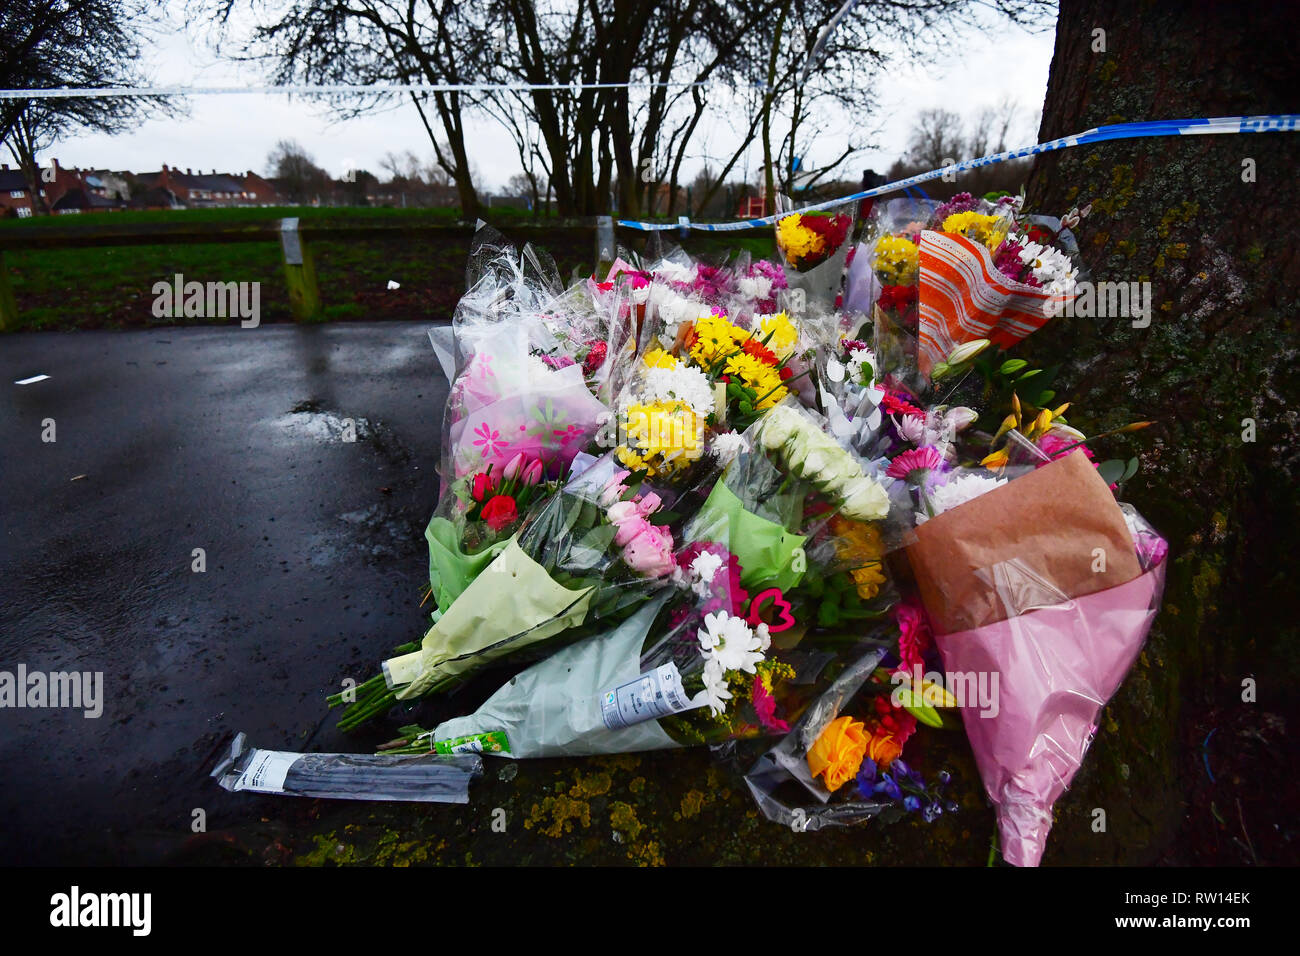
xmin=710 ymin=431 xmax=749 ymax=467
xmin=643 ymin=364 xmax=714 ymax=415
xmin=849 ymin=347 xmax=877 ymax=383
xmin=689 ymin=550 xmax=724 ymax=585
xmin=1018 ymin=242 xmax=1077 ymax=293
xmin=698 ymin=611 xmax=766 ymax=676
xmin=916 ymin=473 xmax=1007 ymax=524
xmin=653 ymin=261 xmax=696 ymax=284
xmin=737 ymin=274 xmax=772 ymax=302
xmin=698 ymin=658 xmax=732 ymax=716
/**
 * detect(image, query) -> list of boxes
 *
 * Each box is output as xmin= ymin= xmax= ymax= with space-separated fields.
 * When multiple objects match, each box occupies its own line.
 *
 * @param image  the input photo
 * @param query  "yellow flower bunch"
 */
xmin=688 ymin=313 xmax=748 ymax=366
xmin=829 ymin=516 xmax=887 ymax=600
xmin=724 ymin=352 xmax=787 ymax=409
xmin=758 ymin=311 xmax=799 ymax=360
xmin=941 ymin=211 xmax=1007 ymax=250
xmin=776 ymin=214 xmax=826 ymax=265
xmin=873 ymin=234 xmax=920 ymax=285
xmin=616 ymin=400 xmax=702 ymax=477
xmin=642 ymin=348 xmax=681 ymax=369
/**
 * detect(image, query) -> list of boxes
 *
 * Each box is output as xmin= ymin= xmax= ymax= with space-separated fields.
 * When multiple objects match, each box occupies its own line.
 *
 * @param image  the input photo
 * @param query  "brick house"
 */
xmin=133 ymin=166 xmax=251 ymax=206
xmin=0 ymin=159 xmax=84 ymax=216
xmin=0 ymin=166 xmax=34 ymax=217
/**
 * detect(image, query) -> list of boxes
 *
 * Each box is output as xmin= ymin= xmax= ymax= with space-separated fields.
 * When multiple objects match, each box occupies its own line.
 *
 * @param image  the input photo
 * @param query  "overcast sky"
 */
xmin=37 ymin=2 xmax=1058 ymax=197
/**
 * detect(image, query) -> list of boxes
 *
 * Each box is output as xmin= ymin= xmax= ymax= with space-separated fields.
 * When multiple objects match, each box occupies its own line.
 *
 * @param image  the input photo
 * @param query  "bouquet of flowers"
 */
xmin=380 ymin=414 xmax=899 ymax=760
xmin=223 ymin=197 xmax=1165 ymax=868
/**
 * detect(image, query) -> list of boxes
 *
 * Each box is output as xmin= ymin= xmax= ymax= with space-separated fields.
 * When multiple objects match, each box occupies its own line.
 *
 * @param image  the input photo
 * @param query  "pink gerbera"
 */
xmin=886 ymin=445 xmax=944 ymax=484
xmin=752 ymin=676 xmax=789 ymax=735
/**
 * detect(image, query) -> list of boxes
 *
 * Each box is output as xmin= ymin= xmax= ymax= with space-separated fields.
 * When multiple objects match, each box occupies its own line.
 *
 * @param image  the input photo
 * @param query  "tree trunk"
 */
xmin=1023 ymin=0 xmax=1300 ymax=862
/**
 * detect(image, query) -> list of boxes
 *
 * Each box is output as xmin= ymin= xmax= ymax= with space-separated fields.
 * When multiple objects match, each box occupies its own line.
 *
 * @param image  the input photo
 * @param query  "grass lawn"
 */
xmin=0 ymin=206 xmax=776 ymax=331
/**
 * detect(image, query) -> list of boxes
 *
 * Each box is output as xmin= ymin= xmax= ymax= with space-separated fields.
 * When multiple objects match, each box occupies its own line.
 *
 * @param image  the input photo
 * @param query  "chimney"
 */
xmin=186 ymin=168 xmax=192 ymax=175
xmin=246 ymin=170 xmax=253 ymax=178
xmin=162 ymin=163 xmax=169 ymax=173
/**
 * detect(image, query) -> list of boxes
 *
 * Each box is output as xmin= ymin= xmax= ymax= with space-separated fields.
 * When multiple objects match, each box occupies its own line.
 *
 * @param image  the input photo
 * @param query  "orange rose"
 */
xmin=865 ymin=729 xmax=903 ymax=768
xmin=806 ymin=716 xmax=869 ymax=791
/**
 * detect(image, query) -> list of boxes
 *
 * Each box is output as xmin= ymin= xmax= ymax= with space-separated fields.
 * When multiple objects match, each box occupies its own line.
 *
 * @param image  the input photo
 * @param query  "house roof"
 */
xmin=52 ymin=188 xmax=123 ymax=210
xmin=0 ymin=169 xmax=28 ymax=191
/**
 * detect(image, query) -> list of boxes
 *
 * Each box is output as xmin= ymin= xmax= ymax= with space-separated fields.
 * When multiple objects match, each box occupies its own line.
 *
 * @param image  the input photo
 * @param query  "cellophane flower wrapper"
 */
xmin=774 ymin=195 xmax=857 ymax=312
xmin=906 ymin=451 xmax=1168 ymax=865
xmin=383 ymin=454 xmax=674 ymax=700
xmin=437 ymin=229 xmax=612 ymax=500
xmin=743 ymin=638 xmax=896 ymax=830
xmin=212 ymin=732 xmax=483 ymax=804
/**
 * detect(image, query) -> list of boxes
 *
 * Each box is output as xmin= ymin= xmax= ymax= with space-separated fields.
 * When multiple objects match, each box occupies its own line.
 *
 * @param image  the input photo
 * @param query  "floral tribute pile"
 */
xmin=254 ymin=193 xmax=1167 ymax=866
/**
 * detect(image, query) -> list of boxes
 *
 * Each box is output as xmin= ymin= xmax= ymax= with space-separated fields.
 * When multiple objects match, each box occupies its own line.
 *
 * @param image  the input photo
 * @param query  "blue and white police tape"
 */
xmin=617 ymin=114 xmax=1300 ymax=232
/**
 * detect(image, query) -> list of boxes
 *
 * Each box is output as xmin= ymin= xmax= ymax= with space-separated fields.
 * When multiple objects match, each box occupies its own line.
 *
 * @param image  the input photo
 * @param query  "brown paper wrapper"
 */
xmin=905 ymin=451 xmax=1139 ymax=635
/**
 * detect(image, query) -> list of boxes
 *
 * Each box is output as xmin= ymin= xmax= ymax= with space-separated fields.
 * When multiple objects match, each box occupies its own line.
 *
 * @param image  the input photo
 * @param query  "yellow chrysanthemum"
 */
xmin=873 ymin=235 xmax=919 ymax=285
xmin=689 ymin=313 xmax=746 ymax=367
xmin=642 ymin=348 xmax=680 ymax=369
xmin=618 ymin=400 xmax=703 ymax=477
xmin=758 ymin=311 xmax=799 ymax=359
xmin=940 ymin=211 xmax=1007 ymax=250
xmin=776 ymin=214 xmax=825 ymax=265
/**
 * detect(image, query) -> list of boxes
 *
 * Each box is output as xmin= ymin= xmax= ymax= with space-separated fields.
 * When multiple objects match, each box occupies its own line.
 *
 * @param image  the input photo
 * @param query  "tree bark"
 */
xmin=1023 ymin=0 xmax=1300 ymax=861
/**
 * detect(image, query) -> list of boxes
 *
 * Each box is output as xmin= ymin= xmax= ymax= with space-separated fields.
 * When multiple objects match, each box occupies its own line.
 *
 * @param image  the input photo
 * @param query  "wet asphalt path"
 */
xmin=0 ymin=323 xmax=452 ymax=864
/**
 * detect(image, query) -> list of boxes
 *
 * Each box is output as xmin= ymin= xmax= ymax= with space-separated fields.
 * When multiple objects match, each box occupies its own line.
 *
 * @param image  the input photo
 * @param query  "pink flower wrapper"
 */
xmin=933 ymin=559 xmax=1166 ymax=866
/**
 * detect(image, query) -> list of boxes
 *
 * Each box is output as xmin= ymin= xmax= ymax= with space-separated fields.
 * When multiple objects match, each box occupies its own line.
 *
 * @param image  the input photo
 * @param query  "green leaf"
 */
xmin=999 ymin=358 xmax=1028 ymax=375
xmin=1015 ymin=368 xmax=1043 ymax=382
xmin=1097 ymin=459 xmax=1126 ymax=486
xmin=1122 ymin=457 xmax=1140 ymax=482
xmin=1035 ymin=390 xmax=1056 ymax=405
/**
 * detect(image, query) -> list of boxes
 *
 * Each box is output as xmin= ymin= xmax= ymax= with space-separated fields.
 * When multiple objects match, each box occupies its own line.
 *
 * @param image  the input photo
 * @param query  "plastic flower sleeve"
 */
xmin=442 ymin=316 xmax=609 ymax=491
xmin=934 ymin=552 xmax=1166 ymax=866
xmin=428 ymin=593 xmax=686 ymax=759
xmin=743 ymin=640 xmax=896 ymax=831
xmin=211 ymin=733 xmax=482 ymax=804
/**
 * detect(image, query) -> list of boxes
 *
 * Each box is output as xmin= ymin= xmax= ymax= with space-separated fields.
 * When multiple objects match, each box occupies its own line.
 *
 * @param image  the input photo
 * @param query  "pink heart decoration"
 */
xmin=746 ymin=587 xmax=795 ymax=633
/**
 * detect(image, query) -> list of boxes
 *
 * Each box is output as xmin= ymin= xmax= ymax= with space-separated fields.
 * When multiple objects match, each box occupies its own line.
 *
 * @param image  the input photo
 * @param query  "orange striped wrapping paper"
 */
xmin=917 ymin=231 xmax=1073 ymax=375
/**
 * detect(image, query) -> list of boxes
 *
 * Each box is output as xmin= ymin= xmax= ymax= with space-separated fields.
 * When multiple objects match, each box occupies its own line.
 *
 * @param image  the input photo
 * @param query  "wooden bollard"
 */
xmin=279 ymin=217 xmax=321 ymax=322
xmin=0 ymin=251 xmax=18 ymax=331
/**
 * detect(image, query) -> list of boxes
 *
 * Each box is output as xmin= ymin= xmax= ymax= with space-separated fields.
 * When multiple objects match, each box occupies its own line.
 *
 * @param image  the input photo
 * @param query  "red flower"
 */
xmin=877 ymin=284 xmax=917 ymax=314
xmin=778 ymin=366 xmax=794 ymax=381
xmin=881 ymin=388 xmax=924 ymax=417
xmin=800 ymin=211 xmax=851 ymax=248
xmin=480 ymin=494 xmax=518 ymax=532
xmin=583 ymin=340 xmax=608 ymax=375
xmin=471 ymin=471 xmax=496 ymax=502
xmin=741 ymin=337 xmax=778 ymax=365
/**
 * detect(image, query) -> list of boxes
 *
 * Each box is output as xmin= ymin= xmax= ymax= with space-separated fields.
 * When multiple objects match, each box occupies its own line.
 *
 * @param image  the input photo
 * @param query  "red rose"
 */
xmin=480 ymin=494 xmax=518 ymax=532
xmin=471 ymin=471 xmax=496 ymax=502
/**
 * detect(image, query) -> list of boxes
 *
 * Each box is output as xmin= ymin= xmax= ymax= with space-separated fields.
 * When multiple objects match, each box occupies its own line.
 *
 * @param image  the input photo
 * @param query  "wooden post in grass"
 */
xmin=0 ymin=251 xmax=18 ymax=331
xmin=595 ymin=215 xmax=614 ymax=277
xmin=279 ymin=217 xmax=321 ymax=321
